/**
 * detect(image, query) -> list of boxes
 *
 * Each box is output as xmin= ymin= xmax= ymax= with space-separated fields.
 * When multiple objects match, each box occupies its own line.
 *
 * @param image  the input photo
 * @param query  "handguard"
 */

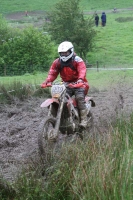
xmin=68 ymin=82 xmax=89 ymax=95
xmin=41 ymin=82 xmax=52 ymax=88
xmin=68 ymin=82 xmax=85 ymax=88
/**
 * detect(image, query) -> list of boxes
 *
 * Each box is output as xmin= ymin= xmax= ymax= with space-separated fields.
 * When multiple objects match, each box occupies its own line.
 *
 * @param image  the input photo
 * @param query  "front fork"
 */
xmin=52 ymin=91 xmax=66 ymax=139
xmin=48 ymin=104 xmax=52 ymax=116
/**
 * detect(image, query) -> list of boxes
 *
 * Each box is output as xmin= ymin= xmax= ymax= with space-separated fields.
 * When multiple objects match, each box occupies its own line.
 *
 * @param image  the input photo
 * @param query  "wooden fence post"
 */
xmin=96 ymin=61 xmax=99 ymax=72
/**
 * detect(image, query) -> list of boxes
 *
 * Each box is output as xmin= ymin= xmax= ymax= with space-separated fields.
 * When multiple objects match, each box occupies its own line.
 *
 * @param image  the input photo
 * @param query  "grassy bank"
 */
xmin=1 ymin=69 xmax=133 ymax=90
xmin=1 ymin=114 xmax=133 ymax=200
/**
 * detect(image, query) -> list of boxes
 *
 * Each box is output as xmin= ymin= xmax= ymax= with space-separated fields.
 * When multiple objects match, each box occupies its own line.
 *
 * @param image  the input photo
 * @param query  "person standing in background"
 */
xmin=25 ymin=11 xmax=28 ymax=17
xmin=101 ymin=12 xmax=106 ymax=26
xmin=95 ymin=14 xmax=99 ymax=27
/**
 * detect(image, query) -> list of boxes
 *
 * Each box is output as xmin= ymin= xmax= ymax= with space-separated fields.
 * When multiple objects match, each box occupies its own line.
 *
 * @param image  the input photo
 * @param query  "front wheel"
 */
xmin=38 ymin=117 xmax=56 ymax=156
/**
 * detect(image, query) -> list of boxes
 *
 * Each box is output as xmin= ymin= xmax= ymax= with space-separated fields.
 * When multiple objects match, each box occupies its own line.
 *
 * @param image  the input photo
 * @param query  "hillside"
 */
xmin=1 ymin=0 xmax=133 ymax=14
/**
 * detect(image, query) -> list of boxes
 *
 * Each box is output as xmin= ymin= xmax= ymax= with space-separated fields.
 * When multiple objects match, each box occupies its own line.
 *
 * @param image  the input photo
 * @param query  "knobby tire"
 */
xmin=38 ymin=117 xmax=56 ymax=156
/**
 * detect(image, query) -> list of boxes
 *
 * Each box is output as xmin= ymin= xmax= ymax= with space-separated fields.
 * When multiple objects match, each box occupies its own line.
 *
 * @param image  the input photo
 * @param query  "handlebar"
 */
xmin=41 ymin=81 xmax=85 ymax=89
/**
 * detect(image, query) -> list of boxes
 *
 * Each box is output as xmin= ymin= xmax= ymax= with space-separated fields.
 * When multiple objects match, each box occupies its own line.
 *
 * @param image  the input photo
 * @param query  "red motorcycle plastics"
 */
xmin=67 ymin=96 xmax=95 ymax=108
xmin=67 ymin=98 xmax=77 ymax=107
xmin=41 ymin=98 xmax=59 ymax=108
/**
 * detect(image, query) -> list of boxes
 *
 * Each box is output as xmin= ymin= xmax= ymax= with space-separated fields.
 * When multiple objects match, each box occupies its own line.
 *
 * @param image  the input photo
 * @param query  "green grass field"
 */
xmin=89 ymin=10 xmax=133 ymax=67
xmin=0 ymin=0 xmax=133 ymax=13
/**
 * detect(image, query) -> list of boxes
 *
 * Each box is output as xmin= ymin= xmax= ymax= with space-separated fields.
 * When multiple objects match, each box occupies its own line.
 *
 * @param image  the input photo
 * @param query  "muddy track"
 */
xmin=0 ymin=83 xmax=133 ymax=181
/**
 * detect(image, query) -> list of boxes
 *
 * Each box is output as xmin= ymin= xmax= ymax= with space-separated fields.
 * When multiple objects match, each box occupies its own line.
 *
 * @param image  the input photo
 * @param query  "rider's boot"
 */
xmin=79 ymin=109 xmax=88 ymax=128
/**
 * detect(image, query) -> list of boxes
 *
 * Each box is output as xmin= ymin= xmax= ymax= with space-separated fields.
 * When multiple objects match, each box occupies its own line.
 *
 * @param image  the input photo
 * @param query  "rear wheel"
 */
xmin=83 ymin=111 xmax=94 ymax=139
xmin=77 ymin=111 xmax=94 ymax=140
xmin=87 ymin=111 xmax=94 ymax=130
xmin=38 ymin=117 xmax=56 ymax=157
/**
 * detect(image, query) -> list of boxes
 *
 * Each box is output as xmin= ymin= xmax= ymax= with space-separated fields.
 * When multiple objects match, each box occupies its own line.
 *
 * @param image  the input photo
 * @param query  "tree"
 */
xmin=0 ymin=15 xmax=56 ymax=76
xmin=46 ymin=0 xmax=96 ymax=58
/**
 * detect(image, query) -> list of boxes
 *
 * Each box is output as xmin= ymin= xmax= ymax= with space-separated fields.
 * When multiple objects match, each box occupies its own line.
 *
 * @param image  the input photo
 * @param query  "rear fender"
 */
xmin=67 ymin=97 xmax=95 ymax=107
xmin=41 ymin=98 xmax=59 ymax=107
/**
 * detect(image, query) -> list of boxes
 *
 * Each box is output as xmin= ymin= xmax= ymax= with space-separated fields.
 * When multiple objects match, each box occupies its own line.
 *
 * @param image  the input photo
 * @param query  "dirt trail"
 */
xmin=84 ymin=7 xmax=133 ymax=14
xmin=4 ymin=7 xmax=133 ymax=22
xmin=0 ymin=83 xmax=133 ymax=181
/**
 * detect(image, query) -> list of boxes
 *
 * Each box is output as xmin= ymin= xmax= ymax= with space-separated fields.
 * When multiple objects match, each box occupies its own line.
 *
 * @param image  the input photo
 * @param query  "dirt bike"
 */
xmin=38 ymin=81 xmax=95 ymax=155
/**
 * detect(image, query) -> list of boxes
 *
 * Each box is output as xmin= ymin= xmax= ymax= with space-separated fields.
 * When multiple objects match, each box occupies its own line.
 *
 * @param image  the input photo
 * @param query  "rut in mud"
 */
xmin=0 ymin=83 xmax=133 ymax=181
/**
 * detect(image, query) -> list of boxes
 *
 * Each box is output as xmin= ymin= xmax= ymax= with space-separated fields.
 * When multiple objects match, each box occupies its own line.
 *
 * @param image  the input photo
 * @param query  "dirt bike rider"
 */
xmin=41 ymin=41 xmax=89 ymax=128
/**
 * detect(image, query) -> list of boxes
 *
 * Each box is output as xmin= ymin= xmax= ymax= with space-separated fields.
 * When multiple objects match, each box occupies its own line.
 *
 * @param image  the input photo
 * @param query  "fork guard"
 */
xmin=85 ymin=96 xmax=96 ymax=107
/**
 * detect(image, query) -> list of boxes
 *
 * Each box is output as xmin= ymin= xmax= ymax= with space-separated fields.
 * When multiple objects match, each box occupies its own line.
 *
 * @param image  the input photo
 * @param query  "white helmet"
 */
xmin=58 ymin=41 xmax=74 ymax=62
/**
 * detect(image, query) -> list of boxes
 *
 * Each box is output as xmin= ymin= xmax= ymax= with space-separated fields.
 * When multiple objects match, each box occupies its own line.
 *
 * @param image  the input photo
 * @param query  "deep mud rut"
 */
xmin=0 ymin=83 xmax=133 ymax=182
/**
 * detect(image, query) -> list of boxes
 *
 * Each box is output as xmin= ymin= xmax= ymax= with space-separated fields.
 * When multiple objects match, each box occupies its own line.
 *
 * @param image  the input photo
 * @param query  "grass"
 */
xmin=88 ymin=10 xmax=133 ymax=67
xmin=0 ymin=72 xmax=46 ymax=86
xmin=1 ymin=69 xmax=133 ymax=91
xmin=0 ymin=79 xmax=51 ymax=103
xmin=0 ymin=0 xmax=133 ymax=14
xmin=87 ymin=69 xmax=133 ymax=90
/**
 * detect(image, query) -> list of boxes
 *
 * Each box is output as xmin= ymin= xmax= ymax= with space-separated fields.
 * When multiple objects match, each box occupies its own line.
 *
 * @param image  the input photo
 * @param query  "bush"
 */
xmin=0 ymin=26 xmax=56 ymax=76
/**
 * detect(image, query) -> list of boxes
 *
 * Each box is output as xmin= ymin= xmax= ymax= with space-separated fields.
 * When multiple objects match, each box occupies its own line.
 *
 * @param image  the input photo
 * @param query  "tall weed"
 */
xmin=44 ymin=115 xmax=133 ymax=199
xmin=0 ymin=81 xmax=50 ymax=103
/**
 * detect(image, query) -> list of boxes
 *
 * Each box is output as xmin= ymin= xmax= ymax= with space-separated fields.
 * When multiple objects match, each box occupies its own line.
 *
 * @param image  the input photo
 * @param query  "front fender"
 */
xmin=41 ymin=98 xmax=59 ymax=108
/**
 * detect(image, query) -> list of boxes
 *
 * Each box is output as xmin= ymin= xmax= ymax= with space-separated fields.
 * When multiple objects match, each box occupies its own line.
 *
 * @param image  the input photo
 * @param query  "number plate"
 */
xmin=51 ymin=84 xmax=65 ymax=97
